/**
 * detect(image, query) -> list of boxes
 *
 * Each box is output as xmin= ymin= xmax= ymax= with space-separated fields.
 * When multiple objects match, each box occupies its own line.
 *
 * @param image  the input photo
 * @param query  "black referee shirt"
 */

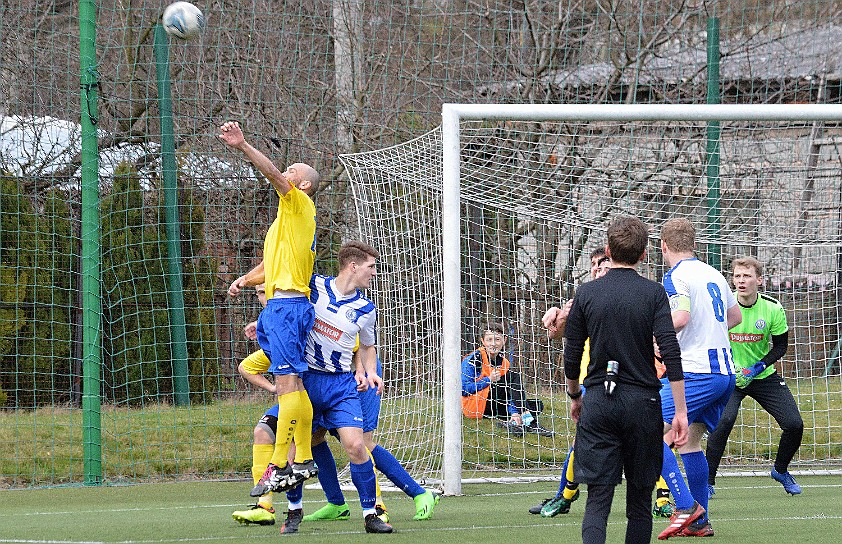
xmin=563 ymin=267 xmax=682 ymax=389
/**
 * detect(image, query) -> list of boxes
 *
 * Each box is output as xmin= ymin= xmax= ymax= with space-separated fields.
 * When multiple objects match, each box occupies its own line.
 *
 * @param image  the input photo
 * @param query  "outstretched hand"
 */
xmin=542 ymin=299 xmax=573 ymax=339
xmin=736 ymin=362 xmax=766 ymax=388
xmin=228 ymin=275 xmax=247 ymax=297
xmin=218 ymin=121 xmax=245 ymax=149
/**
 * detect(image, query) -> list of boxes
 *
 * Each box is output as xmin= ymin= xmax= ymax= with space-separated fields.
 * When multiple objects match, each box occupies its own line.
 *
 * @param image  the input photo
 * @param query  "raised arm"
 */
xmin=218 ymin=121 xmax=294 ymax=196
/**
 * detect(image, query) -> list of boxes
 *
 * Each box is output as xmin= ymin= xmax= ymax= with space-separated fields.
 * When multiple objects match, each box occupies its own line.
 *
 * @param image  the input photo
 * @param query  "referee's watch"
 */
xmin=566 ymin=388 xmax=582 ymax=400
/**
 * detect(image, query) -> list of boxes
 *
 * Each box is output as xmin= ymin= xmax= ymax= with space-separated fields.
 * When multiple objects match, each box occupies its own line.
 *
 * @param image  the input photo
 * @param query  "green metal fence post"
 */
xmin=705 ymin=17 xmax=722 ymax=270
xmin=706 ymin=16 xmax=722 ymax=270
xmin=79 ymin=0 xmax=102 ymax=485
xmin=153 ymin=24 xmax=190 ymax=406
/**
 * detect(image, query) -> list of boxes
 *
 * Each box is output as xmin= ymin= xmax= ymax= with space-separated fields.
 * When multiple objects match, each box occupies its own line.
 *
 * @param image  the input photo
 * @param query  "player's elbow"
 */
xmin=672 ymin=311 xmax=690 ymax=332
xmin=727 ymin=305 xmax=743 ymax=329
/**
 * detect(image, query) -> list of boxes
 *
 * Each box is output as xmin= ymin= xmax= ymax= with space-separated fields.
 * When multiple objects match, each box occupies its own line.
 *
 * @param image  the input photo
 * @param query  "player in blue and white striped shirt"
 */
xmin=657 ymin=219 xmax=742 ymax=539
xmin=288 ymin=241 xmax=392 ymax=534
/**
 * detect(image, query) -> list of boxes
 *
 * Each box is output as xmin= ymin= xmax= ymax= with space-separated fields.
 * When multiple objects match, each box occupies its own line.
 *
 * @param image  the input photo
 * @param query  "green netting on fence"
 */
xmin=1 ymin=0 xmax=841 ymax=488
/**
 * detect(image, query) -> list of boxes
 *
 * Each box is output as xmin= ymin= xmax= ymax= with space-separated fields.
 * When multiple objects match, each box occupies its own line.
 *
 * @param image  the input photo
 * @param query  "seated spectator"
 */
xmin=461 ymin=321 xmax=552 ymax=436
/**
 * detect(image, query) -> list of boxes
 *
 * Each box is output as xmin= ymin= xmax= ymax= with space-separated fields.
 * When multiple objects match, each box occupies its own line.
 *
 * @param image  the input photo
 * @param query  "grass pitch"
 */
xmin=1 ymin=476 xmax=840 ymax=543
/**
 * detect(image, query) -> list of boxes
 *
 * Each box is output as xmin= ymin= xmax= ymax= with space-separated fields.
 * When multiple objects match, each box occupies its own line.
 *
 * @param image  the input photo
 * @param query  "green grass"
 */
xmin=1 ymin=376 xmax=840 ymax=486
xmin=1 ymin=477 xmax=840 ymax=543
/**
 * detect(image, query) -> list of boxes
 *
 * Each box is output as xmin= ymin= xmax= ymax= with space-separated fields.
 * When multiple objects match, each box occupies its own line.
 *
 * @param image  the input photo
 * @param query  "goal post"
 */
xmin=440 ymin=103 xmax=842 ymax=494
xmin=342 ymin=104 xmax=842 ymax=498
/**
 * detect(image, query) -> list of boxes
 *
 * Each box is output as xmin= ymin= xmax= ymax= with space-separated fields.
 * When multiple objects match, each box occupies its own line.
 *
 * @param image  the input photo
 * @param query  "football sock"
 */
xmin=371 ymin=445 xmax=425 ymax=498
xmin=350 ymin=459 xmax=378 ymax=511
xmin=661 ymin=442 xmax=694 ymax=510
xmin=370 ymin=451 xmax=384 ymax=506
xmin=291 ymin=390 xmax=314 ymax=462
xmin=655 ymin=478 xmax=671 ymax=506
xmin=270 ymin=391 xmax=300 ymax=466
xmin=286 ymin=483 xmax=303 ymax=509
xmin=312 ymin=440 xmax=346 ymax=506
xmin=562 ymin=448 xmax=579 ymax=500
xmin=252 ymin=443 xmax=276 ymax=507
xmin=681 ymin=451 xmax=710 ymax=523
xmin=556 ymin=447 xmax=572 ymax=497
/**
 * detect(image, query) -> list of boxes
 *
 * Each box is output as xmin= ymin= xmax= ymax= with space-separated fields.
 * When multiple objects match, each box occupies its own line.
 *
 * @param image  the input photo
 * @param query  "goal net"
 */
xmin=340 ymin=104 xmax=842 ymax=494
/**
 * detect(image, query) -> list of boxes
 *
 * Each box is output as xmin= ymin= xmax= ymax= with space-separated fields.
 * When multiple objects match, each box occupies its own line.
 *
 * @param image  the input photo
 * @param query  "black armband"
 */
xmin=566 ymin=388 xmax=583 ymax=400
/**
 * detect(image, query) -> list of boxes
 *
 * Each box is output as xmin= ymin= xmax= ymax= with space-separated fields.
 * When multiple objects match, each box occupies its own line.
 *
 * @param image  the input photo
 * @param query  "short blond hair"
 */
xmin=732 ymin=256 xmax=763 ymax=277
xmin=660 ymin=218 xmax=696 ymax=253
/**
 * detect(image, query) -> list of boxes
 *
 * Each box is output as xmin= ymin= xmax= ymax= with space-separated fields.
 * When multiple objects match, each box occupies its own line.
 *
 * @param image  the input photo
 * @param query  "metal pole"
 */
xmin=153 ymin=24 xmax=190 ymax=406
xmin=79 ymin=0 xmax=102 ymax=485
xmin=706 ymin=17 xmax=722 ymax=270
xmin=441 ymin=105 xmax=462 ymax=495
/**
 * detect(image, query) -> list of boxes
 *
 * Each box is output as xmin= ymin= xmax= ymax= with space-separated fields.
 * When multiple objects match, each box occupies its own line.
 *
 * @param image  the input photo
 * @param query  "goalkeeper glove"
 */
xmin=735 ymin=361 xmax=766 ymax=388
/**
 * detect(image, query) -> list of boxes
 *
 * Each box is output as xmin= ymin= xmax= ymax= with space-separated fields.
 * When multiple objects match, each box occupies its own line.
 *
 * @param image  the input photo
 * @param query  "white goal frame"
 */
xmin=440 ymin=103 xmax=842 ymax=496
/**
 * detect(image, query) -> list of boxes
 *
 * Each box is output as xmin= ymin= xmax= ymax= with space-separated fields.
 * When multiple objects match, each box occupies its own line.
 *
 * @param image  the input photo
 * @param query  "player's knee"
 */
xmin=344 ymin=441 xmax=368 ymax=464
xmin=253 ymin=426 xmax=273 ymax=445
xmin=781 ymin=415 xmax=804 ymax=433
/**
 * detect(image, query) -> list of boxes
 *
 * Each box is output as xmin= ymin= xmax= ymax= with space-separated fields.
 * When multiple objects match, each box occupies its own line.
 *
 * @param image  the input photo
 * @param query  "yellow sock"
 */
xmin=252 ymin=443 xmax=275 ymax=507
xmin=655 ymin=477 xmax=671 ymax=506
xmin=292 ymin=390 xmax=314 ymax=463
xmin=562 ymin=450 xmax=578 ymax=500
xmin=270 ymin=392 xmax=301 ymax=466
xmin=565 ymin=450 xmax=575 ymax=482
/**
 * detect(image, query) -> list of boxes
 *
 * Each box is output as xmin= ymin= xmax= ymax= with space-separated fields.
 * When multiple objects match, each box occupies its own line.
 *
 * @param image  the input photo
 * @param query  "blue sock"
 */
xmin=556 ymin=446 xmax=573 ymax=498
xmin=681 ymin=451 xmax=710 ymax=523
xmin=286 ymin=483 xmax=303 ymax=505
xmin=661 ymin=442 xmax=694 ymax=510
xmin=371 ymin=445 xmax=425 ymax=498
xmin=349 ymin=459 xmax=377 ymax=510
xmin=312 ymin=441 xmax=345 ymax=505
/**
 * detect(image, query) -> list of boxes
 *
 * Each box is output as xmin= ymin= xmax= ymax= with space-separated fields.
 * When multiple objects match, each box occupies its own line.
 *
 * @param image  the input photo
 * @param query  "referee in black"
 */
xmin=563 ymin=216 xmax=689 ymax=544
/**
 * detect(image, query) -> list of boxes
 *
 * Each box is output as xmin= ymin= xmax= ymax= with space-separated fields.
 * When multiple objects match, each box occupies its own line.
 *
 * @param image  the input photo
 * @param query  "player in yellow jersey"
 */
xmin=219 ymin=120 xmax=320 ymax=495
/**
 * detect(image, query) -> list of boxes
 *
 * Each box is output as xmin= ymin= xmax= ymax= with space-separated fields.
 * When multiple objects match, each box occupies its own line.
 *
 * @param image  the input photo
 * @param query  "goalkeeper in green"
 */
xmin=705 ymin=256 xmax=804 ymax=495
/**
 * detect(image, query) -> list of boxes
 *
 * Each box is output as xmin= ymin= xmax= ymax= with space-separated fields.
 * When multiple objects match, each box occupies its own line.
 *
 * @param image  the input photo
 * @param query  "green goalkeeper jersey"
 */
xmin=728 ymin=292 xmax=788 ymax=381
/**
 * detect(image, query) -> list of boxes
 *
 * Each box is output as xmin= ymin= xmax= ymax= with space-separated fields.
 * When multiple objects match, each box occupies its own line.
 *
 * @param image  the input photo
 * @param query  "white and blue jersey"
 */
xmin=662 ymin=258 xmax=736 ymax=375
xmin=305 ymin=274 xmax=377 ymax=373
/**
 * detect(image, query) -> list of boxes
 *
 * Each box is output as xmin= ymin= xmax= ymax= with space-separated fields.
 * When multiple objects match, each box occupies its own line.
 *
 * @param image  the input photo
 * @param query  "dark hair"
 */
xmin=338 ymin=241 xmax=379 ymax=269
xmin=606 ymin=215 xmax=648 ymax=265
xmin=589 ymin=247 xmax=607 ymax=260
xmin=660 ymin=218 xmax=696 ymax=253
xmin=482 ymin=321 xmax=505 ymax=336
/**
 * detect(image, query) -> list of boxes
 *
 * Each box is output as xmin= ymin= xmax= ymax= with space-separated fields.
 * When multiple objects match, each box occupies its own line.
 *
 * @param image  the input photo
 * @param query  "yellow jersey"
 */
xmin=263 ymin=186 xmax=316 ymax=298
xmin=579 ymin=338 xmax=590 ymax=383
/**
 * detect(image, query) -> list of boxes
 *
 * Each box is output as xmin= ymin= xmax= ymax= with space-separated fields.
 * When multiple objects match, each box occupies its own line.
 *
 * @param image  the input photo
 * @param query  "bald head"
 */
xmin=288 ymin=162 xmax=320 ymax=195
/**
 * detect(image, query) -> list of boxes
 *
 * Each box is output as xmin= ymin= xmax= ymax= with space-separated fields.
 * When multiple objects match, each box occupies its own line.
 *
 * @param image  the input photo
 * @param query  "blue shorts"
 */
xmin=263 ymin=404 xmax=279 ymax=418
xmin=660 ymin=373 xmax=735 ymax=433
xmin=256 ymin=297 xmax=314 ymax=375
xmin=303 ymin=370 xmax=364 ymax=432
xmin=358 ymin=356 xmax=384 ymax=433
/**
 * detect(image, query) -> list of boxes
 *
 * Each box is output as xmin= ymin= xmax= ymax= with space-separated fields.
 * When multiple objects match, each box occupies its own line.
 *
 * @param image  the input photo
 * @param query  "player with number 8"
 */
xmin=656 ymin=218 xmax=742 ymax=539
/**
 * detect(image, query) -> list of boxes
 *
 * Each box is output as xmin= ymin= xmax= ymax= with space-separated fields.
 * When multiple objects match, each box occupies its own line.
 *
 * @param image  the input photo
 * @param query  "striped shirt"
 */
xmin=662 ymin=258 xmax=736 ymax=375
xmin=305 ymin=274 xmax=377 ymax=373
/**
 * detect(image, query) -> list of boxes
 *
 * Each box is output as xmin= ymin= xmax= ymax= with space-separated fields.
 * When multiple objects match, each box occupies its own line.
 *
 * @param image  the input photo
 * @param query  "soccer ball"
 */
xmin=162 ymin=2 xmax=206 ymax=40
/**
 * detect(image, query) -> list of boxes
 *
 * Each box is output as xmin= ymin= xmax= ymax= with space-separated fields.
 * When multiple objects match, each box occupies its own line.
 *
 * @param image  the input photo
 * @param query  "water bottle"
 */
xmin=604 ymin=360 xmax=619 ymax=395
xmin=521 ymin=412 xmax=534 ymax=427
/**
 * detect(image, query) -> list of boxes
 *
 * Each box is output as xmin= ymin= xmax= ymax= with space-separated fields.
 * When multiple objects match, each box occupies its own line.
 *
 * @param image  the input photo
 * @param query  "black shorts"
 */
xmin=573 ymin=384 xmax=663 ymax=487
